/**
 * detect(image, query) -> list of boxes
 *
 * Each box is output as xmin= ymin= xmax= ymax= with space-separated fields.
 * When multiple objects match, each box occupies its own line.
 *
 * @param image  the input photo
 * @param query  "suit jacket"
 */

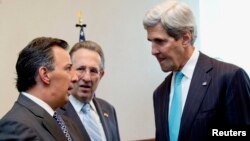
xmin=154 ymin=52 xmax=250 ymax=141
xmin=0 ymin=94 xmax=85 ymax=141
xmin=58 ymin=97 xmax=120 ymax=141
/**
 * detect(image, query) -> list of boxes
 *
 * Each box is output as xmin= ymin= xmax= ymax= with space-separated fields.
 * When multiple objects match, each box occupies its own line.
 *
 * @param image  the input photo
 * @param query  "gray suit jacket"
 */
xmin=0 ymin=94 xmax=85 ymax=141
xmin=154 ymin=52 xmax=250 ymax=141
xmin=58 ymin=97 xmax=120 ymax=141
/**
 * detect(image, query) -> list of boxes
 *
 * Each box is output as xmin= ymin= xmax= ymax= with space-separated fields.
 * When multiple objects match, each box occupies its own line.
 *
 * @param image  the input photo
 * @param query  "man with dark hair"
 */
xmin=0 ymin=37 xmax=85 ymax=141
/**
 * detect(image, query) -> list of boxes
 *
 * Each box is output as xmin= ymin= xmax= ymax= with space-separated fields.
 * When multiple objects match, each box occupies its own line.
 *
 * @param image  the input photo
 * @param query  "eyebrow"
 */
xmin=64 ymin=63 xmax=73 ymax=68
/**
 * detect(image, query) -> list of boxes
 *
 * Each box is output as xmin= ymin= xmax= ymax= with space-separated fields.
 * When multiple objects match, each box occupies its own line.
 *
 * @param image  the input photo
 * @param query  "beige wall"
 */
xmin=0 ymin=0 xmax=198 ymax=140
xmin=0 ymin=0 xmax=164 ymax=140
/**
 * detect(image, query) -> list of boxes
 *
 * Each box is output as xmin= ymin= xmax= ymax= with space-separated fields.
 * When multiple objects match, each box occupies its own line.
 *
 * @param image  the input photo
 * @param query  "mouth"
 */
xmin=68 ymin=84 xmax=74 ymax=91
xmin=157 ymin=57 xmax=165 ymax=64
xmin=80 ymin=84 xmax=91 ymax=88
xmin=79 ymin=84 xmax=91 ymax=92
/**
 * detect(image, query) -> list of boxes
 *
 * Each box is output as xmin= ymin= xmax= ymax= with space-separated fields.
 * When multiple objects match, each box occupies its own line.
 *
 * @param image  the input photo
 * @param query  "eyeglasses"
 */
xmin=76 ymin=66 xmax=102 ymax=77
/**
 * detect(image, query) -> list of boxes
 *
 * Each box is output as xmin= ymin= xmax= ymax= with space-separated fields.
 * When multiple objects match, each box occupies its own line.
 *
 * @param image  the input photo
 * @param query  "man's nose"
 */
xmin=80 ymin=70 xmax=91 ymax=81
xmin=151 ymin=43 xmax=160 ymax=55
xmin=71 ymin=70 xmax=79 ymax=83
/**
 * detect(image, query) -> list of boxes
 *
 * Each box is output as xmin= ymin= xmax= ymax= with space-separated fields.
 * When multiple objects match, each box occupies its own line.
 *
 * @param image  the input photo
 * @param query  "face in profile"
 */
xmin=48 ymin=46 xmax=78 ymax=108
xmin=70 ymin=48 xmax=104 ymax=103
xmin=147 ymin=23 xmax=185 ymax=72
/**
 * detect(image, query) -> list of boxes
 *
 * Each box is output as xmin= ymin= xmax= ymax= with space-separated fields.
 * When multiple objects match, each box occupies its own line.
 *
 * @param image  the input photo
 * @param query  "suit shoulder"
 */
xmin=199 ymin=53 xmax=250 ymax=84
xmin=213 ymin=58 xmax=240 ymax=70
xmin=94 ymin=97 xmax=117 ymax=112
xmin=210 ymin=56 xmax=249 ymax=78
xmin=197 ymin=53 xmax=249 ymax=79
xmin=0 ymin=102 xmax=34 ymax=123
xmin=95 ymin=97 xmax=113 ymax=107
xmin=153 ymin=73 xmax=172 ymax=95
xmin=200 ymin=53 xmax=242 ymax=72
xmin=0 ymin=117 xmax=40 ymax=140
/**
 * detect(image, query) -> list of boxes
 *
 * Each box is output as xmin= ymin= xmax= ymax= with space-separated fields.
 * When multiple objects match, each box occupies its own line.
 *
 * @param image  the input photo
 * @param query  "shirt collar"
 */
xmin=69 ymin=95 xmax=84 ymax=113
xmin=69 ymin=95 xmax=97 ymax=113
xmin=21 ymin=92 xmax=55 ymax=116
xmin=179 ymin=48 xmax=199 ymax=79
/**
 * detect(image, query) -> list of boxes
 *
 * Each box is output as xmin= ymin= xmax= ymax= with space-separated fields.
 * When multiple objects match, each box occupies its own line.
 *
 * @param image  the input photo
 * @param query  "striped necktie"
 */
xmin=169 ymin=72 xmax=184 ymax=141
xmin=53 ymin=111 xmax=72 ymax=141
xmin=82 ymin=104 xmax=102 ymax=141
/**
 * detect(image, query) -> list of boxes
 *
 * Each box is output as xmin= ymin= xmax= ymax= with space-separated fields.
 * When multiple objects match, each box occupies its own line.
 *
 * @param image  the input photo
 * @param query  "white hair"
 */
xmin=143 ymin=0 xmax=197 ymax=45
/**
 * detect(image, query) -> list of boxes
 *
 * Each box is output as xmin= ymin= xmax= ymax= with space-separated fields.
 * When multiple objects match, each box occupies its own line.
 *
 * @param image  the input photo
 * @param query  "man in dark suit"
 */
xmin=58 ymin=41 xmax=120 ymax=141
xmin=0 ymin=37 xmax=85 ymax=141
xmin=143 ymin=1 xmax=250 ymax=141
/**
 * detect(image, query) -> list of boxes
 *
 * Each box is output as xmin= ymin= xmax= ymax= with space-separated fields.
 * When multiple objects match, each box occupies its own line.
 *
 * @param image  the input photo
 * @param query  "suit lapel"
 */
xmin=18 ymin=94 xmax=67 ymax=141
xmin=62 ymin=102 xmax=91 ymax=141
xmin=42 ymin=114 xmax=68 ymax=141
xmin=179 ymin=53 xmax=212 ymax=140
xmin=162 ymin=74 xmax=173 ymax=140
xmin=93 ymin=98 xmax=110 ymax=141
xmin=63 ymin=115 xmax=85 ymax=141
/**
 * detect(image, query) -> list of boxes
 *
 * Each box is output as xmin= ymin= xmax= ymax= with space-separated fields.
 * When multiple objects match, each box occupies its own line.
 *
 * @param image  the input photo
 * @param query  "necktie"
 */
xmin=82 ymin=104 xmax=102 ymax=141
xmin=169 ymin=72 xmax=184 ymax=141
xmin=53 ymin=112 xmax=72 ymax=141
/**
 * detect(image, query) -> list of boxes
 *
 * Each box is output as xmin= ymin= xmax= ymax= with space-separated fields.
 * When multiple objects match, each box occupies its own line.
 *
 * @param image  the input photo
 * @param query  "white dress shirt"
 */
xmin=21 ymin=92 xmax=55 ymax=116
xmin=169 ymin=48 xmax=199 ymax=113
xmin=69 ymin=95 xmax=107 ymax=141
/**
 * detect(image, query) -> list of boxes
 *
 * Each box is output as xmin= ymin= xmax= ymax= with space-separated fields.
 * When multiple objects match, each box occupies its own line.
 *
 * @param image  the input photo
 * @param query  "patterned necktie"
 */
xmin=169 ymin=72 xmax=184 ymax=141
xmin=53 ymin=111 xmax=72 ymax=141
xmin=82 ymin=104 xmax=102 ymax=141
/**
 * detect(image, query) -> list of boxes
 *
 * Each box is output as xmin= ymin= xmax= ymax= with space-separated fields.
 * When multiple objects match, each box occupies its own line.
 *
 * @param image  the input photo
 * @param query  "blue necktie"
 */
xmin=82 ymin=104 xmax=102 ymax=141
xmin=53 ymin=112 xmax=72 ymax=141
xmin=169 ymin=72 xmax=184 ymax=141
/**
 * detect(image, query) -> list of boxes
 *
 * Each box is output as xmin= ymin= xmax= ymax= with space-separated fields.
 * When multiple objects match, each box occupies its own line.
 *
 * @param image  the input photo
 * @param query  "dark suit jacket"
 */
xmin=0 ymin=94 xmax=85 ymax=141
xmin=58 ymin=97 xmax=120 ymax=141
xmin=154 ymin=53 xmax=250 ymax=141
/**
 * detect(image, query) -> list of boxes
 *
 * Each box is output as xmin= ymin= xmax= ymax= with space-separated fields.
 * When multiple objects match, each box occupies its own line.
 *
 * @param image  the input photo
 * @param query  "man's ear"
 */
xmin=100 ymin=71 xmax=105 ymax=79
xmin=182 ymin=31 xmax=192 ymax=47
xmin=38 ymin=66 xmax=50 ymax=84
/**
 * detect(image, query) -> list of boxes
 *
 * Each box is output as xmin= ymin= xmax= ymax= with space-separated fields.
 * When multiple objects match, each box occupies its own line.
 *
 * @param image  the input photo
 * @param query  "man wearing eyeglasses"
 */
xmin=58 ymin=40 xmax=120 ymax=141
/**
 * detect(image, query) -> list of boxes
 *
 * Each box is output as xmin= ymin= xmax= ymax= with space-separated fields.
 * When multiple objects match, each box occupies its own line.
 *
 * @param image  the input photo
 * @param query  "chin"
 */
xmin=64 ymin=95 xmax=69 ymax=102
xmin=161 ymin=67 xmax=171 ymax=72
xmin=67 ymin=92 xmax=71 ymax=96
xmin=79 ymin=92 xmax=90 ymax=97
xmin=161 ymin=65 xmax=176 ymax=72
